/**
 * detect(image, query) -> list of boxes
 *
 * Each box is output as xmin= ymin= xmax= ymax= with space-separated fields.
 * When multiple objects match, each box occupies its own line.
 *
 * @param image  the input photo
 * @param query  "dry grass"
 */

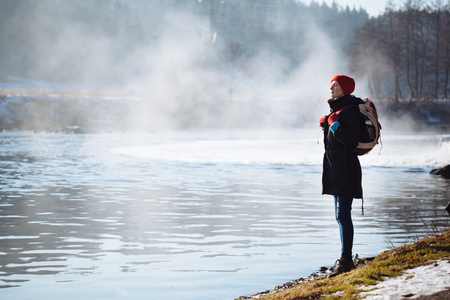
xmin=239 ymin=229 xmax=450 ymax=300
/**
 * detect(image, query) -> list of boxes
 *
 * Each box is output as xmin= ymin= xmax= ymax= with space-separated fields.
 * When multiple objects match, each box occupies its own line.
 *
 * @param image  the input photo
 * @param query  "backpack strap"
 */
xmin=335 ymin=105 xmax=356 ymax=115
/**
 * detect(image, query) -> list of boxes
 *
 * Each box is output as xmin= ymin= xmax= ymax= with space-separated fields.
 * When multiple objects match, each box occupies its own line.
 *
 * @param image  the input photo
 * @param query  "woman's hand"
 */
xmin=327 ymin=113 xmax=340 ymax=133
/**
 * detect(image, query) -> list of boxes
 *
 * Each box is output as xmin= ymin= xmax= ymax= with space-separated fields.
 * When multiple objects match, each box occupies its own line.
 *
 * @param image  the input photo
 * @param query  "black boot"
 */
xmin=328 ymin=256 xmax=355 ymax=278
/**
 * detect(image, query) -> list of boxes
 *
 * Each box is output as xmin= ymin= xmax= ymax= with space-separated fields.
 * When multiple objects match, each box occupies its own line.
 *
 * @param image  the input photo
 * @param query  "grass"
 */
xmin=239 ymin=227 xmax=450 ymax=300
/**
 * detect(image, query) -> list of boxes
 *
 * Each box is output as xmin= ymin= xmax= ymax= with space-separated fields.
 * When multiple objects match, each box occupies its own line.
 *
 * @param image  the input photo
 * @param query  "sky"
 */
xmin=339 ymin=0 xmax=392 ymax=16
xmin=311 ymin=0 xmax=391 ymax=17
xmin=312 ymin=0 xmax=431 ymax=17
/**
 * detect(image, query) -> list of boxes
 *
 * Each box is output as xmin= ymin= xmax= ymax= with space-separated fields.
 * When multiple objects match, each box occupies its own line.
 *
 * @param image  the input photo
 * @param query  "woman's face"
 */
xmin=330 ymin=81 xmax=344 ymax=99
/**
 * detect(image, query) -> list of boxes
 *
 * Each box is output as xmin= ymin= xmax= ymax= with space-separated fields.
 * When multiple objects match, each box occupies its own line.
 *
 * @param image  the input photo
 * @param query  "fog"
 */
xmin=0 ymin=1 xmax=369 ymax=131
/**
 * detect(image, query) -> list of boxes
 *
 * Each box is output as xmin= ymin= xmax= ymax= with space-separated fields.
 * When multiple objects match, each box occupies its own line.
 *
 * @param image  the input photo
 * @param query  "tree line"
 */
xmin=0 ymin=0 xmax=368 ymax=89
xmin=0 ymin=0 xmax=449 ymax=102
xmin=353 ymin=0 xmax=450 ymax=101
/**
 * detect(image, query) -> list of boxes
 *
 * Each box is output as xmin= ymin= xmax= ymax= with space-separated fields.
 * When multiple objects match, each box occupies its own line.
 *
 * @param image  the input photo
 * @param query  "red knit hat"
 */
xmin=331 ymin=75 xmax=355 ymax=95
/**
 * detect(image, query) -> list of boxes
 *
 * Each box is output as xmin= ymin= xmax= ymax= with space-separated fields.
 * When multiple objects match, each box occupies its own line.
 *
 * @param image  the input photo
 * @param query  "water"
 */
xmin=0 ymin=129 xmax=449 ymax=300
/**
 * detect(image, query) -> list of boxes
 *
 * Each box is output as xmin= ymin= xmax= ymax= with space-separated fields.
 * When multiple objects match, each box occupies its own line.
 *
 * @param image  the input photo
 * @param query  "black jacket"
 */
xmin=322 ymin=95 xmax=363 ymax=199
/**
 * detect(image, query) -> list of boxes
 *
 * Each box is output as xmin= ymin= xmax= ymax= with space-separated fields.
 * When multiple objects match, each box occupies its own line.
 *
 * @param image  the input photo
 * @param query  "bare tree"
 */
xmin=443 ymin=4 xmax=450 ymax=98
xmin=222 ymin=42 xmax=245 ymax=101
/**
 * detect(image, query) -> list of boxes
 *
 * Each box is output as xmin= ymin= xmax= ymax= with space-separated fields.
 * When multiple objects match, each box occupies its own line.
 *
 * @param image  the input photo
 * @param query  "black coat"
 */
xmin=322 ymin=95 xmax=363 ymax=199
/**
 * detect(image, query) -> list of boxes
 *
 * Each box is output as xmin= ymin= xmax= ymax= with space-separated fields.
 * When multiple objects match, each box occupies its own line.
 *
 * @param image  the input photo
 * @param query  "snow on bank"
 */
xmin=361 ymin=260 xmax=450 ymax=299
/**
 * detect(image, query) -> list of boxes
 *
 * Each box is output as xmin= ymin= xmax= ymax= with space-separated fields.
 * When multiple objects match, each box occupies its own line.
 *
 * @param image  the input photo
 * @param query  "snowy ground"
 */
xmin=360 ymin=260 xmax=450 ymax=299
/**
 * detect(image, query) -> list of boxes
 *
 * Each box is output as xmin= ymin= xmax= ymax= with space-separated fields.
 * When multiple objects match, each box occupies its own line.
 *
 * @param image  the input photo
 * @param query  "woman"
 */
xmin=319 ymin=75 xmax=364 ymax=276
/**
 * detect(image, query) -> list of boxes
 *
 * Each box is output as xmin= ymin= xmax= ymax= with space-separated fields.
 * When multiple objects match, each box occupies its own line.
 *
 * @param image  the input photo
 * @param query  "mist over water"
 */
xmin=0 ymin=0 xmax=357 ymax=131
xmin=2 ymin=1 xmax=437 ymax=133
xmin=109 ymin=121 xmax=450 ymax=169
xmin=0 ymin=2 xmax=449 ymax=300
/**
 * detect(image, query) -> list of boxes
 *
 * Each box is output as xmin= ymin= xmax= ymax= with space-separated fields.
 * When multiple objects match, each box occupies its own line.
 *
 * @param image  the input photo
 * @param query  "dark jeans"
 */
xmin=334 ymin=195 xmax=354 ymax=259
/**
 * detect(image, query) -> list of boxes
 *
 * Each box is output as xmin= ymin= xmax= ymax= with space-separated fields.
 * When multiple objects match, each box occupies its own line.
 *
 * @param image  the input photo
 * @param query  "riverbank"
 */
xmin=0 ymin=89 xmax=449 ymax=132
xmin=237 ymin=230 xmax=450 ymax=299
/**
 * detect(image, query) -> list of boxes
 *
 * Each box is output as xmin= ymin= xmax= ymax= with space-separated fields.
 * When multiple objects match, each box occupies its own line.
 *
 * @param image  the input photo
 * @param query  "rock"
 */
xmin=445 ymin=202 xmax=450 ymax=216
xmin=430 ymin=165 xmax=450 ymax=179
xmin=319 ymin=266 xmax=328 ymax=272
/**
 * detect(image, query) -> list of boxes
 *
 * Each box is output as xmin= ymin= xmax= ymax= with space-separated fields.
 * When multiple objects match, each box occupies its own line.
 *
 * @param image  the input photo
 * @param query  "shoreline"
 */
xmin=238 ymin=256 xmax=376 ymax=299
xmin=237 ymin=230 xmax=450 ymax=300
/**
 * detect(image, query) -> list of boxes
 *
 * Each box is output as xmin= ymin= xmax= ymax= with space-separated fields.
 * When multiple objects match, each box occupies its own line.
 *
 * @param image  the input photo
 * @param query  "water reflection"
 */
xmin=361 ymin=168 xmax=449 ymax=244
xmin=0 ymin=132 xmax=448 ymax=299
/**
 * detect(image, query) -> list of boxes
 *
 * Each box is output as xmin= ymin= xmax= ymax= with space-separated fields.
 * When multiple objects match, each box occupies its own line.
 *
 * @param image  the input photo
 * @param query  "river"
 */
xmin=0 ymin=128 xmax=449 ymax=299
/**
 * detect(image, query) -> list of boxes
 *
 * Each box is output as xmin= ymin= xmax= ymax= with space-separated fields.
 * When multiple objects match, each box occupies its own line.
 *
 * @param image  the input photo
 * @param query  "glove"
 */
xmin=327 ymin=113 xmax=339 ymax=125
xmin=319 ymin=115 xmax=327 ymax=129
xmin=327 ymin=113 xmax=340 ymax=133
